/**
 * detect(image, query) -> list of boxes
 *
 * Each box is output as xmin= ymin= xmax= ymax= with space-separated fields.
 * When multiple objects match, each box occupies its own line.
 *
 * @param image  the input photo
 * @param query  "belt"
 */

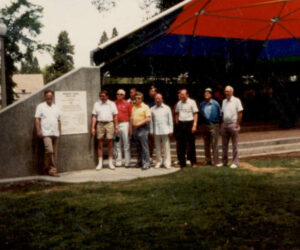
xmin=179 ymin=120 xmax=193 ymax=123
xmin=98 ymin=121 xmax=113 ymax=123
xmin=119 ymin=121 xmax=130 ymax=123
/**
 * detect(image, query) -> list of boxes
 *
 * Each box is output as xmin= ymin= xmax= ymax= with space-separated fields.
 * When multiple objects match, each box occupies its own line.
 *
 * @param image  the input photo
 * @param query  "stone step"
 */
xmin=129 ymin=142 xmax=300 ymax=159
xmin=130 ymin=137 xmax=300 ymax=150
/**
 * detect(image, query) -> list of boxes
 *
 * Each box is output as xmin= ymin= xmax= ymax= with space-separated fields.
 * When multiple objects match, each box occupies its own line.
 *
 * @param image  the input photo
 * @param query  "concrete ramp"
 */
xmin=0 ymin=67 xmax=100 ymax=179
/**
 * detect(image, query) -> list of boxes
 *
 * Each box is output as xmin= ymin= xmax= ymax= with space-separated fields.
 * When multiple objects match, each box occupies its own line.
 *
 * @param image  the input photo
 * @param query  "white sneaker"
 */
xmin=96 ymin=164 xmax=102 ymax=171
xmin=230 ymin=164 xmax=238 ymax=169
xmin=216 ymin=163 xmax=225 ymax=168
xmin=115 ymin=163 xmax=122 ymax=167
xmin=154 ymin=163 xmax=161 ymax=169
xmin=173 ymin=160 xmax=179 ymax=164
xmin=186 ymin=160 xmax=191 ymax=166
xmin=165 ymin=165 xmax=171 ymax=169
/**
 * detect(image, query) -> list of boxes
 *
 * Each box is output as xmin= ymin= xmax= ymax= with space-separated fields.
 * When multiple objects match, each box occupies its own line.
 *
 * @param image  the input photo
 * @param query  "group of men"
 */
xmin=35 ymin=85 xmax=243 ymax=177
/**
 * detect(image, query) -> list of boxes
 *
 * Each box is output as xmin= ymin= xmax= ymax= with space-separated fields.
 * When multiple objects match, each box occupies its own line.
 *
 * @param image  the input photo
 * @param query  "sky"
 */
xmin=2 ymin=0 xmax=159 ymax=68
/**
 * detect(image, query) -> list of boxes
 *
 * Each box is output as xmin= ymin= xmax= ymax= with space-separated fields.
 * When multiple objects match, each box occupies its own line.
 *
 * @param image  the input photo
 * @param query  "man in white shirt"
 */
xmin=217 ymin=85 xmax=243 ymax=169
xmin=91 ymin=90 xmax=118 ymax=170
xmin=35 ymin=90 xmax=61 ymax=177
xmin=150 ymin=93 xmax=173 ymax=169
xmin=175 ymin=89 xmax=199 ymax=168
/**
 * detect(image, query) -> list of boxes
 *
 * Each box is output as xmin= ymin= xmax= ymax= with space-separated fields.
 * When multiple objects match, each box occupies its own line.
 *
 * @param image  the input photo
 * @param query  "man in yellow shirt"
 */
xmin=130 ymin=91 xmax=151 ymax=170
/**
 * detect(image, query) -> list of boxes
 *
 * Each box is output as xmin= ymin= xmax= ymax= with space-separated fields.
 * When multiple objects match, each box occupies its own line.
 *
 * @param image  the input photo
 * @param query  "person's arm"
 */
xmin=58 ymin=120 xmax=62 ymax=137
xmin=236 ymin=112 xmax=243 ymax=127
xmin=168 ymin=107 xmax=174 ymax=136
xmin=192 ymin=100 xmax=198 ymax=133
xmin=113 ymin=114 xmax=119 ymax=135
xmin=135 ymin=116 xmax=151 ymax=127
xmin=35 ymin=118 xmax=42 ymax=138
xmin=192 ymin=112 xmax=198 ymax=133
xmin=91 ymin=115 xmax=97 ymax=136
xmin=175 ymin=112 xmax=179 ymax=124
xmin=149 ymin=111 xmax=154 ymax=135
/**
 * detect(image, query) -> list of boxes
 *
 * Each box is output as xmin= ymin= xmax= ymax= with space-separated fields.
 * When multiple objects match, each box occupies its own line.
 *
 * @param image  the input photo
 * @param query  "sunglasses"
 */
xmin=117 ymin=93 xmax=124 ymax=96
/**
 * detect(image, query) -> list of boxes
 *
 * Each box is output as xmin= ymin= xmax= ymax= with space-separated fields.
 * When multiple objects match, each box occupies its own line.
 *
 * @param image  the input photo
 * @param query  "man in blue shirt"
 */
xmin=199 ymin=88 xmax=221 ymax=166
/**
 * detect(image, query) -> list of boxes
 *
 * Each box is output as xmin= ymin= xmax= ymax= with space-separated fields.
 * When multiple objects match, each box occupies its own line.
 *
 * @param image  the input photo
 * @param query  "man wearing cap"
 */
xmin=150 ymin=93 xmax=173 ymax=169
xmin=199 ymin=88 xmax=221 ymax=166
xmin=217 ymin=85 xmax=243 ymax=169
xmin=130 ymin=91 xmax=151 ymax=170
xmin=114 ymin=89 xmax=132 ymax=167
xmin=175 ymin=89 xmax=199 ymax=168
xmin=91 ymin=90 xmax=118 ymax=170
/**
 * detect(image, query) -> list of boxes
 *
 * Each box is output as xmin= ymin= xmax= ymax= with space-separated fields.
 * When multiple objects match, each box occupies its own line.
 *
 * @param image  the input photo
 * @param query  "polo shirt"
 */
xmin=35 ymin=102 xmax=61 ymax=137
xmin=199 ymin=99 xmax=221 ymax=125
xmin=222 ymin=96 xmax=243 ymax=124
xmin=150 ymin=103 xmax=173 ymax=135
xmin=175 ymin=98 xmax=199 ymax=122
xmin=92 ymin=100 xmax=118 ymax=122
xmin=131 ymin=102 xmax=151 ymax=126
xmin=115 ymin=100 xmax=132 ymax=122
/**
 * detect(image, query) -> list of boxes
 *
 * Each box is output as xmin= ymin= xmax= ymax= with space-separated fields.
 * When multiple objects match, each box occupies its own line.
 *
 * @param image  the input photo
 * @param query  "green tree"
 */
xmin=111 ymin=27 xmax=118 ymax=39
xmin=99 ymin=31 xmax=108 ymax=45
xmin=91 ymin=0 xmax=182 ymax=13
xmin=44 ymin=31 xmax=74 ymax=83
xmin=20 ymin=48 xmax=41 ymax=73
xmin=1 ymin=0 xmax=50 ymax=104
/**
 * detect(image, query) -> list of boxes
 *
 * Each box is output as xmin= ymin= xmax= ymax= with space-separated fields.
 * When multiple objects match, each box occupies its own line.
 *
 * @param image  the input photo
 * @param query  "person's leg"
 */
xmin=121 ymin=122 xmax=131 ymax=167
xmin=52 ymin=137 xmax=59 ymax=173
xmin=114 ymin=124 xmax=123 ymax=167
xmin=96 ymin=123 xmax=105 ymax=169
xmin=134 ymin=128 xmax=143 ymax=167
xmin=43 ymin=136 xmax=53 ymax=174
xmin=162 ymin=134 xmax=171 ymax=168
xmin=221 ymin=124 xmax=230 ymax=166
xmin=148 ymin=133 xmax=154 ymax=159
xmin=203 ymin=126 xmax=212 ymax=165
xmin=106 ymin=122 xmax=115 ymax=169
xmin=154 ymin=135 xmax=162 ymax=168
xmin=230 ymin=124 xmax=240 ymax=166
xmin=212 ymin=124 xmax=220 ymax=165
xmin=177 ymin=123 xmax=187 ymax=167
xmin=139 ymin=127 xmax=150 ymax=168
xmin=187 ymin=122 xmax=197 ymax=165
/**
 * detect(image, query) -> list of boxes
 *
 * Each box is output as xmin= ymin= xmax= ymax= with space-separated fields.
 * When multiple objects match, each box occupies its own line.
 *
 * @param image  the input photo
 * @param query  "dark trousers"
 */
xmin=177 ymin=121 xmax=196 ymax=167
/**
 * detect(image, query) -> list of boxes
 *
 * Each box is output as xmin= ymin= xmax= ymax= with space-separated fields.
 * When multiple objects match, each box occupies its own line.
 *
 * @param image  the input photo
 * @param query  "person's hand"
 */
xmin=169 ymin=133 xmax=173 ymax=137
xmin=37 ymin=131 xmax=43 ymax=138
xmin=129 ymin=129 xmax=133 ymax=137
xmin=114 ymin=127 xmax=119 ymax=135
xmin=91 ymin=128 xmax=96 ymax=136
xmin=149 ymin=133 xmax=153 ymax=137
xmin=191 ymin=125 xmax=197 ymax=133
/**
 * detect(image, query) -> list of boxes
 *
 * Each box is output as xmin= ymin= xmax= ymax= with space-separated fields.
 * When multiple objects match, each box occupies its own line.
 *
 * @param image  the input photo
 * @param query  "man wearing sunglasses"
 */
xmin=114 ymin=89 xmax=132 ymax=168
xmin=130 ymin=92 xmax=151 ymax=170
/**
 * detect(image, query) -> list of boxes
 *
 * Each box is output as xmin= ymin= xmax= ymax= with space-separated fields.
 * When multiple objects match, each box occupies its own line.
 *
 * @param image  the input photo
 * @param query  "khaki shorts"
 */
xmin=96 ymin=122 xmax=114 ymax=139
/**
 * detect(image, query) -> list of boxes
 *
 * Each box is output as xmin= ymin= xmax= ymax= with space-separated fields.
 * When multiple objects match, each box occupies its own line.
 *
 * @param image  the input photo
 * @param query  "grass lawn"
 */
xmin=0 ymin=157 xmax=299 ymax=249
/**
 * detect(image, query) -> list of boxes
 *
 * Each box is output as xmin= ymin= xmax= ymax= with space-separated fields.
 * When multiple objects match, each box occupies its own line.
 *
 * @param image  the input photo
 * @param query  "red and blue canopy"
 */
xmin=92 ymin=0 xmax=300 ymax=75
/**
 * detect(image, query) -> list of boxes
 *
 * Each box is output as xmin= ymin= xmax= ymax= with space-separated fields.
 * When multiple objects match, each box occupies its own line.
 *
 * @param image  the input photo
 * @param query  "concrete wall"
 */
xmin=0 ymin=67 xmax=101 ymax=179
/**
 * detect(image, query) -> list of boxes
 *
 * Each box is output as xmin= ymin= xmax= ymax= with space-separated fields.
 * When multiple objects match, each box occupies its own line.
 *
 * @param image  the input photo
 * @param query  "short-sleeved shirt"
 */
xmin=35 ymin=102 xmax=60 ymax=137
xmin=131 ymin=102 xmax=151 ymax=126
xmin=92 ymin=100 xmax=118 ymax=122
xmin=115 ymin=100 xmax=132 ymax=122
xmin=175 ymin=98 xmax=199 ymax=122
xmin=222 ymin=96 xmax=243 ymax=124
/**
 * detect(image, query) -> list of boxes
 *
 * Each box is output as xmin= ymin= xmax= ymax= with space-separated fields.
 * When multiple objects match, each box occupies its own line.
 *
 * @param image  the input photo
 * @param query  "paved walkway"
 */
xmin=0 ymin=167 xmax=180 ymax=185
xmin=1 ymin=128 xmax=299 ymax=185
